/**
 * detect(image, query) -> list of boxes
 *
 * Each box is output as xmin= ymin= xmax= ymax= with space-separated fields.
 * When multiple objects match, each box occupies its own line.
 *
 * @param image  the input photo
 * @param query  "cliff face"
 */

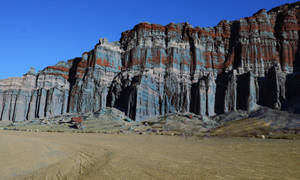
xmin=1 ymin=2 xmax=300 ymax=121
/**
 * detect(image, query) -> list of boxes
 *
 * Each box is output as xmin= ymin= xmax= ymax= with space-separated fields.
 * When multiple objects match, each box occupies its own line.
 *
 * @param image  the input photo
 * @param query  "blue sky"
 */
xmin=0 ymin=0 xmax=296 ymax=79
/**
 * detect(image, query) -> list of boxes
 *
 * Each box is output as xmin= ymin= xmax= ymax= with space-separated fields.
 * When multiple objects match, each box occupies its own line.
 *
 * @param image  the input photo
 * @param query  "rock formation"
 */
xmin=0 ymin=2 xmax=300 ymax=121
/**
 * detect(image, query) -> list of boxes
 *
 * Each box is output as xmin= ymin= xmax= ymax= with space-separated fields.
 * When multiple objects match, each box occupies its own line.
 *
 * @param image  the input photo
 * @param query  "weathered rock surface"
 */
xmin=0 ymin=61 xmax=71 ymax=121
xmin=0 ymin=2 xmax=300 ymax=121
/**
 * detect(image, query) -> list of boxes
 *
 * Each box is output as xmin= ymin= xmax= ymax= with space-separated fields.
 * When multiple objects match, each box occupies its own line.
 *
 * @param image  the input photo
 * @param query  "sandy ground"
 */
xmin=0 ymin=131 xmax=300 ymax=180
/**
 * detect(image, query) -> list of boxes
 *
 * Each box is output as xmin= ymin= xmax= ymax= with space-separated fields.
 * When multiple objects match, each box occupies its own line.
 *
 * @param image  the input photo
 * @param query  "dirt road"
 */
xmin=0 ymin=131 xmax=300 ymax=180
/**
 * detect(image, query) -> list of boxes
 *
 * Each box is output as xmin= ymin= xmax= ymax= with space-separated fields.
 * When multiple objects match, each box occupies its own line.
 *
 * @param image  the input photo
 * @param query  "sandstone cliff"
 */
xmin=0 ymin=2 xmax=300 ymax=121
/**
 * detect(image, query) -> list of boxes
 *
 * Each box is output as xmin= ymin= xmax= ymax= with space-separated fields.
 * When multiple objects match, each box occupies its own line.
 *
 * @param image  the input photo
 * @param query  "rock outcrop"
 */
xmin=0 ymin=2 xmax=300 ymax=121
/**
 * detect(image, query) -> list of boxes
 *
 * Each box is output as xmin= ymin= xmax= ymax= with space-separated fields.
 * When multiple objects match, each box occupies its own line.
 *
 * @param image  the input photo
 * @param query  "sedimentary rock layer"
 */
xmin=0 ymin=2 xmax=299 ymax=121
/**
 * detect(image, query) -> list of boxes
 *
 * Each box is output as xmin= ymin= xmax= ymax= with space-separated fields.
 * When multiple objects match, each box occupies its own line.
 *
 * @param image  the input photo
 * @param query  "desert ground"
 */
xmin=0 ymin=131 xmax=299 ymax=180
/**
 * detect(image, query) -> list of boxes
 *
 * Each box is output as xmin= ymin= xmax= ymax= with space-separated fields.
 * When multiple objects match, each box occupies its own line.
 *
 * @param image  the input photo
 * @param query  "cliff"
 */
xmin=0 ymin=2 xmax=300 ymax=121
